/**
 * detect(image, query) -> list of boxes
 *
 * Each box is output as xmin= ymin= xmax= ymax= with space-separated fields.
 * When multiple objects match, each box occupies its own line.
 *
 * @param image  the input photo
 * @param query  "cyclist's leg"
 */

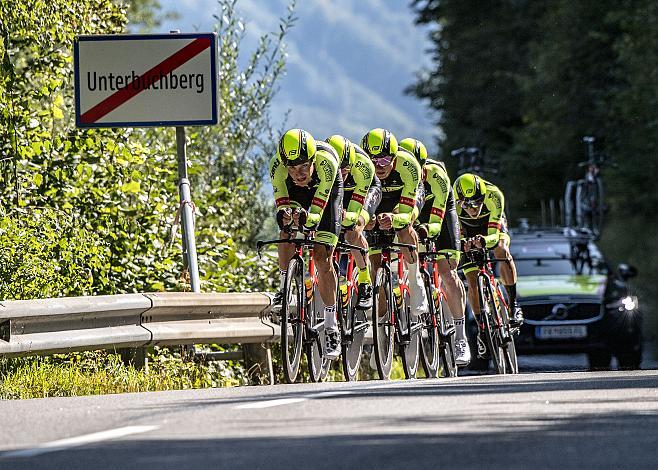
xmin=315 ymin=185 xmax=343 ymax=359
xmin=492 ymin=221 xmax=522 ymax=324
xmin=399 ymin=186 xmax=429 ymax=316
xmin=434 ymin=207 xmax=465 ymax=322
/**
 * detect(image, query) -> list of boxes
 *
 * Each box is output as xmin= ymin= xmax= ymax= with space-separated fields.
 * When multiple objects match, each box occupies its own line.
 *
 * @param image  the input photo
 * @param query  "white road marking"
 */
xmin=2 ymin=425 xmax=158 ymax=459
xmin=235 ymin=397 xmax=308 ymax=409
xmin=234 ymin=382 xmax=407 ymax=409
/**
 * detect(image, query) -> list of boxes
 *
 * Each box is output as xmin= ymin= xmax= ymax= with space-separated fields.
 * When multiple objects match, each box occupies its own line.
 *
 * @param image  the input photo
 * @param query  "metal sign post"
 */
xmin=176 ymin=126 xmax=200 ymax=292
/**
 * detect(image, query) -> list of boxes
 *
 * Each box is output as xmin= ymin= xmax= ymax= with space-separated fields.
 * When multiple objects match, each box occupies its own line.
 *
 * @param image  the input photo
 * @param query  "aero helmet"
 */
xmin=361 ymin=128 xmax=398 ymax=159
xmin=278 ymin=129 xmax=317 ymax=167
xmin=399 ymin=138 xmax=428 ymax=165
xmin=326 ymin=135 xmax=355 ymax=169
xmin=453 ymin=173 xmax=486 ymax=201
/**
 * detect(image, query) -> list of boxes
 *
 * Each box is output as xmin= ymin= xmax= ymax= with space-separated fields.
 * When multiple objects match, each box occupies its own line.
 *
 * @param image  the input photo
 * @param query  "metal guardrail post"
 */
xmin=243 ymin=343 xmax=274 ymax=385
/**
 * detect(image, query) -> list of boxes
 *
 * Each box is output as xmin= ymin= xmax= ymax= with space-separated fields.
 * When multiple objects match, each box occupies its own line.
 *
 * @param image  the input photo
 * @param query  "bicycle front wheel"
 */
xmin=372 ymin=267 xmax=395 ymax=380
xmin=306 ymin=278 xmax=329 ymax=383
xmin=281 ymin=257 xmax=304 ymax=383
xmin=420 ymin=280 xmax=440 ymax=378
xmin=399 ymin=282 xmax=420 ymax=379
xmin=479 ymin=277 xmax=505 ymax=374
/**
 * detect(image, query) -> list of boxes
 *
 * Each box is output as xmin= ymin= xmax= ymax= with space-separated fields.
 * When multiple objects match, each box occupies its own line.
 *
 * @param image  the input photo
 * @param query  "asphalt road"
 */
xmin=1 ymin=369 xmax=658 ymax=470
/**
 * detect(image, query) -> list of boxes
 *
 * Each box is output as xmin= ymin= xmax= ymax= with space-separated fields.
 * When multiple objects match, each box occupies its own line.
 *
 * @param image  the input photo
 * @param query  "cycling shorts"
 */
xmin=417 ymin=203 xmax=461 ymax=264
xmin=285 ymin=175 xmax=343 ymax=247
xmin=376 ymin=184 xmax=425 ymax=222
xmin=459 ymin=214 xmax=510 ymax=274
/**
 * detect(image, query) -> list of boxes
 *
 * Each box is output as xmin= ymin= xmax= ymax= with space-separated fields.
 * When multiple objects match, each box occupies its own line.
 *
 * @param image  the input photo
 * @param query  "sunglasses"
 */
xmin=459 ymin=198 xmax=484 ymax=209
xmin=372 ymin=155 xmax=393 ymax=167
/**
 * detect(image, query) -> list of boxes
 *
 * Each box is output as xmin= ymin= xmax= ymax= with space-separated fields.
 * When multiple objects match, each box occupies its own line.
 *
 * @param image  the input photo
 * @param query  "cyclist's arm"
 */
xmin=270 ymin=153 xmax=290 ymax=210
xmin=392 ymin=150 xmax=421 ymax=229
xmin=484 ymin=184 xmax=505 ymax=248
xmin=343 ymin=155 xmax=375 ymax=228
xmin=306 ymin=150 xmax=338 ymax=228
xmin=424 ymin=164 xmax=450 ymax=238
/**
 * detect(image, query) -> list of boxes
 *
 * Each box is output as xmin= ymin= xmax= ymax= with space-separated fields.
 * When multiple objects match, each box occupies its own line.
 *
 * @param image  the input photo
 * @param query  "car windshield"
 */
xmin=512 ymin=242 xmax=607 ymax=276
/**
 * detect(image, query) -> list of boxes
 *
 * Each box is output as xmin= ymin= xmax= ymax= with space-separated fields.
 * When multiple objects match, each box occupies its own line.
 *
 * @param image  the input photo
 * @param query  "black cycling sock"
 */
xmin=506 ymin=283 xmax=517 ymax=307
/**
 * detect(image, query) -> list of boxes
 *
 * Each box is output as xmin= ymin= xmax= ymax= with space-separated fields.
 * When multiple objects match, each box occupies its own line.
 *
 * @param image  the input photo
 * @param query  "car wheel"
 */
xmin=588 ymin=350 xmax=612 ymax=371
xmin=616 ymin=345 xmax=642 ymax=370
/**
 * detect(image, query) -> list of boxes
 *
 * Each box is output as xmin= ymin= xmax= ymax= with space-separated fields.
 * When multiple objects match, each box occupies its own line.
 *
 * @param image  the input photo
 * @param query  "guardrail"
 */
xmin=0 ymin=292 xmax=278 ymax=384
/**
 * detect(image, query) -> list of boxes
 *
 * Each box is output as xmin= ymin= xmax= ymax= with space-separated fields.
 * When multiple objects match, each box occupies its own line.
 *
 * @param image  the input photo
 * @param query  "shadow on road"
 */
xmin=2 ymin=409 xmax=658 ymax=469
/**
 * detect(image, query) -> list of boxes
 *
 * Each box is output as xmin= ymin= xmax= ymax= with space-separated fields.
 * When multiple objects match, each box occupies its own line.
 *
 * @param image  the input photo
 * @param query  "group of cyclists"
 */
xmin=269 ymin=127 xmax=524 ymax=369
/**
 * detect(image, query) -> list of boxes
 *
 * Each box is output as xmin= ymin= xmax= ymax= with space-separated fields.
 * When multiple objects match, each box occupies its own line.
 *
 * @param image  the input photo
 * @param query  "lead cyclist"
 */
xmin=269 ymin=129 xmax=344 ymax=360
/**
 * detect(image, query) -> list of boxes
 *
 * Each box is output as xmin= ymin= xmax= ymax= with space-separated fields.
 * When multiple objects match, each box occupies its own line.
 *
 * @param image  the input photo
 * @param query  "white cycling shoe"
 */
xmin=324 ymin=327 xmax=341 ymax=360
xmin=455 ymin=339 xmax=472 ymax=366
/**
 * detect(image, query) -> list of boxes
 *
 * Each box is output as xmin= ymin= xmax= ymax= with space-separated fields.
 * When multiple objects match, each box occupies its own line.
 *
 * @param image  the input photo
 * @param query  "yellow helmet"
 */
xmin=278 ymin=129 xmax=317 ymax=167
xmin=453 ymin=173 xmax=486 ymax=202
xmin=399 ymin=138 xmax=428 ymax=165
xmin=325 ymin=134 xmax=355 ymax=169
xmin=361 ymin=128 xmax=398 ymax=159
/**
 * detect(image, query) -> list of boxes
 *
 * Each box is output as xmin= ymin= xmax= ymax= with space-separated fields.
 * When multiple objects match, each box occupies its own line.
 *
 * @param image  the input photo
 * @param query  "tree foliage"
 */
xmin=0 ymin=0 xmax=292 ymax=299
xmin=410 ymin=0 xmax=658 ymax=326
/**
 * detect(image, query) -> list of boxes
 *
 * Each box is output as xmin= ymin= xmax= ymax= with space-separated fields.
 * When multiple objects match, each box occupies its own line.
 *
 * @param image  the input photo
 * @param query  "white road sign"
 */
xmin=74 ymin=33 xmax=217 ymax=128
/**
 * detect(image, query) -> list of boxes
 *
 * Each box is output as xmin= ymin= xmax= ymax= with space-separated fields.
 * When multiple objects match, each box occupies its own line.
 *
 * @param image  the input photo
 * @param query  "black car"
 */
xmin=504 ymin=227 xmax=641 ymax=370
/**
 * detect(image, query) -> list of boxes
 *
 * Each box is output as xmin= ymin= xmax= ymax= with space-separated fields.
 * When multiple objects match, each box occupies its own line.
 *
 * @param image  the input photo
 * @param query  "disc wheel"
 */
xmin=305 ymin=278 xmax=330 ymax=382
xmin=399 ymin=283 xmax=420 ymax=379
xmin=420 ymin=281 xmax=440 ymax=378
xmin=341 ymin=272 xmax=367 ymax=381
xmin=372 ymin=267 xmax=394 ymax=380
xmin=281 ymin=257 xmax=304 ymax=383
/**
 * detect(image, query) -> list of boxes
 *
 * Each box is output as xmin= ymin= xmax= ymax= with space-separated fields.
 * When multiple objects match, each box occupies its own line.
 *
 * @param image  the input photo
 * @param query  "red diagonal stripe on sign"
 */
xmin=80 ymin=37 xmax=211 ymax=124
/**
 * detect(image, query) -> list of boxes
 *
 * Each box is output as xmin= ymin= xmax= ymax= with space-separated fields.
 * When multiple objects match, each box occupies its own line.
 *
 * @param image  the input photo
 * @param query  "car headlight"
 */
xmin=606 ymin=296 xmax=638 ymax=311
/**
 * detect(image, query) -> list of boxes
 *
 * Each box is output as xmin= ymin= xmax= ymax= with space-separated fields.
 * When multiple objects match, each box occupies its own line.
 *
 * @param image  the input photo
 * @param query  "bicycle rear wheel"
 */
xmin=306 ymin=279 xmax=329 ymax=382
xmin=399 ymin=281 xmax=420 ymax=379
xmin=420 ymin=279 xmax=440 ymax=378
xmin=341 ymin=273 xmax=367 ymax=381
xmin=497 ymin=300 xmax=519 ymax=374
xmin=439 ymin=308 xmax=458 ymax=378
xmin=480 ymin=277 xmax=505 ymax=374
xmin=372 ymin=267 xmax=394 ymax=380
xmin=281 ymin=257 xmax=304 ymax=383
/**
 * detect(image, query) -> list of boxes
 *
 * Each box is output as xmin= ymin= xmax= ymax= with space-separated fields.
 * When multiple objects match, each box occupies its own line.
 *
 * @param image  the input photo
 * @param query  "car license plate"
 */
xmin=535 ymin=325 xmax=587 ymax=339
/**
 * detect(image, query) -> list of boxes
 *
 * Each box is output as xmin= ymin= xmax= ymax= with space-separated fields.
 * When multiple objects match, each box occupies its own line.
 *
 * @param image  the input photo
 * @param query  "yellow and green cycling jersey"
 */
xmin=342 ymin=145 xmax=376 ymax=227
xmin=269 ymin=141 xmax=340 ymax=229
xmin=456 ymin=178 xmax=506 ymax=248
xmin=421 ymin=159 xmax=452 ymax=239
xmin=378 ymin=148 xmax=422 ymax=229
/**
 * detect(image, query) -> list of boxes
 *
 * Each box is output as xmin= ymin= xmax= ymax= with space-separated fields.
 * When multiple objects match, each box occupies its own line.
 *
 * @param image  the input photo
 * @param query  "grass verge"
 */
xmin=0 ymin=348 xmax=247 ymax=400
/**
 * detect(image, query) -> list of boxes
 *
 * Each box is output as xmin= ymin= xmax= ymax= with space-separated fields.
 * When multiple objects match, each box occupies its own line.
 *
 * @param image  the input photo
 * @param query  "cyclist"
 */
xmin=326 ymin=135 xmax=382 ymax=310
xmin=400 ymin=138 xmax=471 ymax=366
xmin=361 ymin=128 xmax=428 ymax=316
xmin=269 ymin=129 xmax=344 ymax=360
xmin=453 ymin=173 xmax=523 ymax=359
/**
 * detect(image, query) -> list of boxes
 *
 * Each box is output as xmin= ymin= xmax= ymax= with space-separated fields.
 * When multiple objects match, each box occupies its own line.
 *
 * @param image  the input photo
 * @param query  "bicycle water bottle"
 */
xmin=393 ymin=285 xmax=402 ymax=309
xmin=339 ymin=276 xmax=349 ymax=308
xmin=305 ymin=278 xmax=314 ymax=302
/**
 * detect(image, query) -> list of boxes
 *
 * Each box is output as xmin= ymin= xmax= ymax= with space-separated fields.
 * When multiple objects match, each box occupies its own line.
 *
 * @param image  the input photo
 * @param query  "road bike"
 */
xmin=418 ymin=239 xmax=458 ymax=378
xmin=257 ymin=227 xmax=330 ymax=383
xmin=462 ymin=246 xmax=518 ymax=374
xmin=334 ymin=233 xmax=370 ymax=381
xmin=564 ymin=136 xmax=615 ymax=238
xmin=369 ymin=228 xmax=421 ymax=380
xmin=451 ymin=146 xmax=499 ymax=176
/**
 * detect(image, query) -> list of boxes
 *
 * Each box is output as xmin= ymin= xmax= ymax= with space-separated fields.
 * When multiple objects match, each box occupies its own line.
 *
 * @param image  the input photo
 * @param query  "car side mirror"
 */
xmin=617 ymin=263 xmax=638 ymax=280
